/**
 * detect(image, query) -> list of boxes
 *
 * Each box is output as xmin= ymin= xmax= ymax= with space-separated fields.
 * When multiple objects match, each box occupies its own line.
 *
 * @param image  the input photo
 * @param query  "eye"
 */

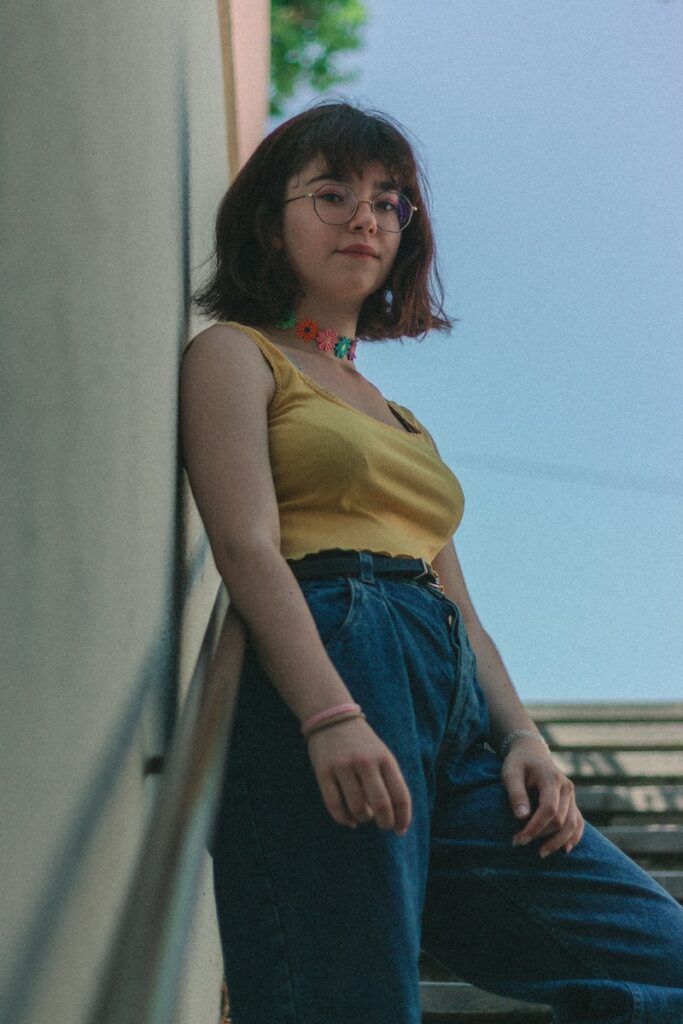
xmin=375 ymin=195 xmax=400 ymax=213
xmin=316 ymin=185 xmax=349 ymax=204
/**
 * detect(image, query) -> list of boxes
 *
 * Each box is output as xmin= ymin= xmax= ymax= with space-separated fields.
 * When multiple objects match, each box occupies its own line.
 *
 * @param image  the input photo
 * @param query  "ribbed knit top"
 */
xmin=219 ymin=322 xmax=465 ymax=563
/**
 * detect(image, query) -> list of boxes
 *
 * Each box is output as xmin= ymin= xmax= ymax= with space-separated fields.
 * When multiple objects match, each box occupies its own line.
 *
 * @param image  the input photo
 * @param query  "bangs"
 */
xmin=289 ymin=105 xmax=418 ymax=195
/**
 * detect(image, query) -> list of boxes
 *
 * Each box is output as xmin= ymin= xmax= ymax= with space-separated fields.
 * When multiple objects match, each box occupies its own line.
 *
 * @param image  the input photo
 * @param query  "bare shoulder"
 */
xmin=179 ymin=322 xmax=281 ymax=558
xmin=181 ymin=322 xmax=276 ymax=407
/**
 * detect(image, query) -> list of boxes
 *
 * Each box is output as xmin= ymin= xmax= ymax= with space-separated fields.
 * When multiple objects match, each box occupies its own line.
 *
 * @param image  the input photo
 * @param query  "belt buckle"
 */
xmin=415 ymin=559 xmax=445 ymax=593
xmin=414 ymin=559 xmax=431 ymax=582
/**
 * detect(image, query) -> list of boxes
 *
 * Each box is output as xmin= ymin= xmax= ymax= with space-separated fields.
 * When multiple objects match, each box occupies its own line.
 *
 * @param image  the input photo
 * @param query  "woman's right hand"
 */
xmin=306 ymin=717 xmax=412 ymax=836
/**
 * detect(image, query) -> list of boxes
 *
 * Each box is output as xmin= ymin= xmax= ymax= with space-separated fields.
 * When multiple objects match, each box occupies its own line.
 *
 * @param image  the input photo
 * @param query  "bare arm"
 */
xmin=432 ymin=540 xmax=542 ymax=752
xmin=432 ymin=538 xmax=584 ymax=856
xmin=179 ymin=324 xmax=411 ymax=834
xmin=180 ymin=325 xmax=353 ymax=721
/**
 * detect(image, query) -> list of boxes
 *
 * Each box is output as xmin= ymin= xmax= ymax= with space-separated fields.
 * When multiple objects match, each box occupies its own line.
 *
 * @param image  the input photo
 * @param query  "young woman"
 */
xmin=180 ymin=102 xmax=683 ymax=1024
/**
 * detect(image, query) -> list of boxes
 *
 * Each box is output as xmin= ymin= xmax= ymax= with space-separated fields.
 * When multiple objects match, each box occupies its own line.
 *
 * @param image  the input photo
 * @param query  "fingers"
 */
xmin=513 ymin=779 xmax=571 ymax=843
xmin=309 ymin=725 xmax=412 ymax=836
xmin=539 ymin=808 xmax=585 ymax=859
xmin=504 ymin=777 xmax=532 ymax=821
xmin=317 ymin=773 xmax=360 ymax=830
xmin=338 ymin=758 xmax=412 ymax=835
xmin=511 ymin=773 xmax=583 ymax=858
xmin=501 ymin=759 xmax=535 ymax=832
xmin=560 ymin=811 xmax=585 ymax=856
xmin=337 ymin=764 xmax=387 ymax=826
xmin=380 ymin=757 xmax=413 ymax=835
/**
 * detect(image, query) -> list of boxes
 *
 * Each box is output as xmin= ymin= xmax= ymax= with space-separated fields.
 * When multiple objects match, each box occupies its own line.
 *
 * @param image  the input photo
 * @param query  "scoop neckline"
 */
xmin=250 ymin=325 xmax=424 ymax=438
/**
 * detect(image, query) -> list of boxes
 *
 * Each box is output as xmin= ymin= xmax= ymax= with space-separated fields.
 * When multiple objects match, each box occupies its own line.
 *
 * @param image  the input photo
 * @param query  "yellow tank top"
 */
xmin=220 ymin=322 xmax=464 ymax=563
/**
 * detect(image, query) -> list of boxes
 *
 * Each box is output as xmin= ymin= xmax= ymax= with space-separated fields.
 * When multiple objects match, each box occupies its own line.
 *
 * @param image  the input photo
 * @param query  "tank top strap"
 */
xmin=217 ymin=321 xmax=301 ymax=396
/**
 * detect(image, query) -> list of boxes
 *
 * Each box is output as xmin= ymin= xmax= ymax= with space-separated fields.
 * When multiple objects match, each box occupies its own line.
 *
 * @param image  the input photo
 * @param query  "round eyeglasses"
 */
xmin=283 ymin=183 xmax=417 ymax=232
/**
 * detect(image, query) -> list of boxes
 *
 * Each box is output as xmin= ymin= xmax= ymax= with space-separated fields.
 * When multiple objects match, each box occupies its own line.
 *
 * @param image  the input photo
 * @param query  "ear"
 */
xmin=266 ymin=220 xmax=283 ymax=252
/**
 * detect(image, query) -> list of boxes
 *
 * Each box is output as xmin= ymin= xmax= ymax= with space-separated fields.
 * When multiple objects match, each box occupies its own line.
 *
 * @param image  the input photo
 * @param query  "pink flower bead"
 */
xmin=317 ymin=328 xmax=337 ymax=351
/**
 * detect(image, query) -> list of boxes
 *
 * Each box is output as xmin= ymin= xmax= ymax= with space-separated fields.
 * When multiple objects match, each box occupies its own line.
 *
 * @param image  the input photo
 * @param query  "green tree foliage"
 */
xmin=271 ymin=0 xmax=368 ymax=116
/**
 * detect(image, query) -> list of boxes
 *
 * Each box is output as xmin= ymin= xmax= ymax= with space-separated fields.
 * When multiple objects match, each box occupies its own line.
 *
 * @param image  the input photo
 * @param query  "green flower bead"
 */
xmin=335 ymin=336 xmax=351 ymax=358
xmin=276 ymin=312 xmax=297 ymax=329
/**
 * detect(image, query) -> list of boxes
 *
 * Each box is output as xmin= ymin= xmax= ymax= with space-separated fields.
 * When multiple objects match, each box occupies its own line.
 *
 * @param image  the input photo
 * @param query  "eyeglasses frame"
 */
xmin=283 ymin=184 xmax=418 ymax=232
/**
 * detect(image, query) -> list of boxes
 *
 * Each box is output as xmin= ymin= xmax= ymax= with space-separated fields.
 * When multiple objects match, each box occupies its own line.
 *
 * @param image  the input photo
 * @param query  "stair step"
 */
xmin=599 ymin=824 xmax=683 ymax=854
xmin=420 ymin=981 xmax=551 ymax=1020
xmin=575 ymin=784 xmax=683 ymax=814
xmin=650 ymin=871 xmax=683 ymax=899
xmin=539 ymin=722 xmax=683 ymax=750
xmin=528 ymin=702 xmax=683 ymax=722
xmin=554 ymin=750 xmax=683 ymax=780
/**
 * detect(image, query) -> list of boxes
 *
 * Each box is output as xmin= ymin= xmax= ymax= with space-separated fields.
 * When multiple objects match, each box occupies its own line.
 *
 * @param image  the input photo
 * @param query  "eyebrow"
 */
xmin=303 ymin=172 xmax=400 ymax=191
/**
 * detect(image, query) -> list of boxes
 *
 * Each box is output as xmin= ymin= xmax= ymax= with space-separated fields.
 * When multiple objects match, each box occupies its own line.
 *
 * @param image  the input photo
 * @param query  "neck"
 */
xmin=293 ymin=300 xmax=359 ymax=341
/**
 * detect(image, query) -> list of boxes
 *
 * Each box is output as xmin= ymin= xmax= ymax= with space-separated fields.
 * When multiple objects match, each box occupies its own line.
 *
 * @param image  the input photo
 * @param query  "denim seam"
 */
xmin=241 ymin=772 xmax=302 ymax=1024
xmin=327 ymin=575 xmax=360 ymax=648
xmin=468 ymin=863 xmax=630 ymax=991
xmin=303 ymin=575 xmax=359 ymax=649
xmin=627 ymin=982 xmax=643 ymax=1024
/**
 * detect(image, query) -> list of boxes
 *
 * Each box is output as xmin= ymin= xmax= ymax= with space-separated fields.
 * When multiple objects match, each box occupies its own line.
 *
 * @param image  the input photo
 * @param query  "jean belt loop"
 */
xmin=358 ymin=551 xmax=375 ymax=584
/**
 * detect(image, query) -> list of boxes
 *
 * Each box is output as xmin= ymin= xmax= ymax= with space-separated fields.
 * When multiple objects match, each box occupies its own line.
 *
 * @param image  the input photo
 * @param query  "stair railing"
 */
xmin=88 ymin=585 xmax=245 ymax=1024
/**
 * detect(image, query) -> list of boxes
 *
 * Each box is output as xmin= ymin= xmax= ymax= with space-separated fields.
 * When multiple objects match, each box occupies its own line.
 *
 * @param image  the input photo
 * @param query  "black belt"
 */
xmin=287 ymin=549 xmax=442 ymax=588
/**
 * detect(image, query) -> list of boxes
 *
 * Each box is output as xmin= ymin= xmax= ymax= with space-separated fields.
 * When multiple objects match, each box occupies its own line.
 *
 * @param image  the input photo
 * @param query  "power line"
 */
xmin=445 ymin=451 xmax=683 ymax=497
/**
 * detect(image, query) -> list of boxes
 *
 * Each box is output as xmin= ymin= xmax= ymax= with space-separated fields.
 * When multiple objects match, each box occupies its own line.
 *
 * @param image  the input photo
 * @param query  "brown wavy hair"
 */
xmin=192 ymin=101 xmax=454 ymax=340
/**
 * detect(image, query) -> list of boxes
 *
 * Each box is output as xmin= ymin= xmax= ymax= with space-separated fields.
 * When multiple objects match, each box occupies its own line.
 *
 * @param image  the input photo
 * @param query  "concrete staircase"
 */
xmin=420 ymin=701 xmax=683 ymax=1022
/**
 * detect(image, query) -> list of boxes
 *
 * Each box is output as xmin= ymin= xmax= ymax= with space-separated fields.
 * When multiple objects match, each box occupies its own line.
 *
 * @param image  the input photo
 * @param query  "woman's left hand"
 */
xmin=501 ymin=737 xmax=585 ymax=858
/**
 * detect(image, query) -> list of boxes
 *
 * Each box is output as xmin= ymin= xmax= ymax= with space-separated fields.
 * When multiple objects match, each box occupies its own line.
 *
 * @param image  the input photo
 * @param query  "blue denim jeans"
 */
xmin=210 ymin=562 xmax=683 ymax=1024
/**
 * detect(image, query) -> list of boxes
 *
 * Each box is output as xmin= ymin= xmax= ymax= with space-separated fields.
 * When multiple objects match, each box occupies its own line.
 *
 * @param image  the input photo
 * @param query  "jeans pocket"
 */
xmin=299 ymin=576 xmax=359 ymax=649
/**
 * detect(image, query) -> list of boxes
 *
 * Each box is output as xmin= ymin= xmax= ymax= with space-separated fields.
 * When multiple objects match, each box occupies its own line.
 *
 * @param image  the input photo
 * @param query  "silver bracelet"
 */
xmin=499 ymin=728 xmax=549 ymax=759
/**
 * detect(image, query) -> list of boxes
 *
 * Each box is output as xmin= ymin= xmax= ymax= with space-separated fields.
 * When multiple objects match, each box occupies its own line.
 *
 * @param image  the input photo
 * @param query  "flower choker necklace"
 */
xmin=276 ymin=312 xmax=358 ymax=361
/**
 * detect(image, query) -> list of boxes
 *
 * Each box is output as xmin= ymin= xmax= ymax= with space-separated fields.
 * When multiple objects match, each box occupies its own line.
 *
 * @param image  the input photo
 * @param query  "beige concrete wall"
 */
xmin=0 ymin=1 xmax=269 ymax=1021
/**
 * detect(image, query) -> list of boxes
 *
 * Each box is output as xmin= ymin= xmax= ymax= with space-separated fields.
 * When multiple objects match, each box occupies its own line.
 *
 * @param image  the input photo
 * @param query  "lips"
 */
xmin=338 ymin=244 xmax=379 ymax=258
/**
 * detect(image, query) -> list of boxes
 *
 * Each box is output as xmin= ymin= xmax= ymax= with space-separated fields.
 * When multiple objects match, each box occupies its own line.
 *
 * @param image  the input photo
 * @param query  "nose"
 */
xmin=347 ymin=198 xmax=378 ymax=233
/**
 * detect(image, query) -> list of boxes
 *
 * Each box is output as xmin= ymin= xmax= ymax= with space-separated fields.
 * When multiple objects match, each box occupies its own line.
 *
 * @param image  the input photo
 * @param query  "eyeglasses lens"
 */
xmin=375 ymin=191 xmax=412 ymax=231
xmin=313 ymin=185 xmax=412 ymax=231
xmin=313 ymin=185 xmax=357 ymax=224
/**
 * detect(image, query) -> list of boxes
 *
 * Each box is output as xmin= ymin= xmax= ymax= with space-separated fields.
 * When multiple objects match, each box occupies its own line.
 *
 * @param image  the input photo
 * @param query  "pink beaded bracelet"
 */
xmin=301 ymin=702 xmax=362 ymax=737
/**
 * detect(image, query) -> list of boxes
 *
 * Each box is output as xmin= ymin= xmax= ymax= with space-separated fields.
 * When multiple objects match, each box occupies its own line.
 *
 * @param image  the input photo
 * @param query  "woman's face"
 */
xmin=278 ymin=156 xmax=403 ymax=311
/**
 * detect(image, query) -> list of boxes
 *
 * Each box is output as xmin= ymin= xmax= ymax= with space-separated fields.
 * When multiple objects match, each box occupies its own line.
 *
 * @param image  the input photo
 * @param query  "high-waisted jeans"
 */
xmin=210 ymin=562 xmax=683 ymax=1023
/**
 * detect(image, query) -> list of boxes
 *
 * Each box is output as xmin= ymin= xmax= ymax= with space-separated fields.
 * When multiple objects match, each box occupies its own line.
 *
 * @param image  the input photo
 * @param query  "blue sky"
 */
xmin=274 ymin=0 xmax=682 ymax=701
